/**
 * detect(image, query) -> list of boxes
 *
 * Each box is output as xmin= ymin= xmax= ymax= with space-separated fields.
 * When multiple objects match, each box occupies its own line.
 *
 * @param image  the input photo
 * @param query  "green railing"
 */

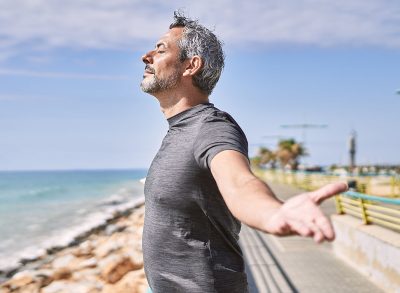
xmin=254 ymin=169 xmax=400 ymax=231
xmin=257 ymin=169 xmax=400 ymax=197
xmin=335 ymin=191 xmax=400 ymax=232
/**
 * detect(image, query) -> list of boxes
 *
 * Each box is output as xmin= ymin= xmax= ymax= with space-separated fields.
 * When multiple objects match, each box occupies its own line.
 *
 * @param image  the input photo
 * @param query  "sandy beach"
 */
xmin=0 ymin=200 xmax=148 ymax=293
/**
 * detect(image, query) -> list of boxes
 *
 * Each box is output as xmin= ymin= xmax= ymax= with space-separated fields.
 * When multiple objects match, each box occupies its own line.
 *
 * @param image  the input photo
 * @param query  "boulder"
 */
xmin=76 ymin=257 xmax=97 ymax=270
xmin=52 ymin=267 xmax=72 ymax=280
xmin=73 ymin=240 xmax=94 ymax=257
xmin=101 ymin=269 xmax=147 ymax=293
xmin=33 ymin=269 xmax=53 ymax=287
xmin=99 ymin=254 xmax=136 ymax=284
xmin=41 ymin=280 xmax=101 ymax=293
xmin=71 ymin=268 xmax=102 ymax=284
xmin=94 ymin=238 xmax=122 ymax=259
xmin=14 ymin=282 xmax=41 ymax=293
xmin=51 ymin=254 xmax=80 ymax=270
xmin=2 ymin=271 xmax=35 ymax=290
xmin=125 ymin=250 xmax=144 ymax=270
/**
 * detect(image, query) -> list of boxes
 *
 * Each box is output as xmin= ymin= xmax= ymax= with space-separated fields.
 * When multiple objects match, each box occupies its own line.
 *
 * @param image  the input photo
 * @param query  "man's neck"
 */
xmin=156 ymin=91 xmax=209 ymax=119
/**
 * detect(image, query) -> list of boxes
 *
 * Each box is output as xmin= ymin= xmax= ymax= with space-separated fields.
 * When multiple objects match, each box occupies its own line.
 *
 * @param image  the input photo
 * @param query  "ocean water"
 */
xmin=0 ymin=169 xmax=147 ymax=273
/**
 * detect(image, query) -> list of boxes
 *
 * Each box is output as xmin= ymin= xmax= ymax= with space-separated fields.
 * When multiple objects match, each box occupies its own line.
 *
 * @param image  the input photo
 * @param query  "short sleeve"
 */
xmin=194 ymin=112 xmax=248 ymax=170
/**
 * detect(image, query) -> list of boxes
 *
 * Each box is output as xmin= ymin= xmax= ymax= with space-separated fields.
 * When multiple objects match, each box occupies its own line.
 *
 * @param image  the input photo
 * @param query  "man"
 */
xmin=140 ymin=11 xmax=347 ymax=293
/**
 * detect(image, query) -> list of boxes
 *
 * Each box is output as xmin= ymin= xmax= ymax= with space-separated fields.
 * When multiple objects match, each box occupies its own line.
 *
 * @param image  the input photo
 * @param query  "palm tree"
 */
xmin=276 ymin=139 xmax=307 ymax=170
xmin=257 ymin=147 xmax=277 ymax=169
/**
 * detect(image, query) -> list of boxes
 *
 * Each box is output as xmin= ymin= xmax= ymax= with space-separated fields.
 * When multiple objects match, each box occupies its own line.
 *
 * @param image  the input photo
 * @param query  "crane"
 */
xmin=280 ymin=124 xmax=328 ymax=166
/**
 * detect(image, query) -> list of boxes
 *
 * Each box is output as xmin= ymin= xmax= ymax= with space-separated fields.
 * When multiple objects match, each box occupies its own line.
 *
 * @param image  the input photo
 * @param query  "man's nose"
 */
xmin=142 ymin=51 xmax=153 ymax=64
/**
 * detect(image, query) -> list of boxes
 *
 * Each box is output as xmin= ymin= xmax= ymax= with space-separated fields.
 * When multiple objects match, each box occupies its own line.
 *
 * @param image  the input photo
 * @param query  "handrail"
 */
xmin=256 ymin=169 xmax=400 ymax=197
xmin=253 ymin=169 xmax=400 ymax=232
xmin=344 ymin=191 xmax=400 ymax=205
xmin=335 ymin=191 xmax=400 ymax=232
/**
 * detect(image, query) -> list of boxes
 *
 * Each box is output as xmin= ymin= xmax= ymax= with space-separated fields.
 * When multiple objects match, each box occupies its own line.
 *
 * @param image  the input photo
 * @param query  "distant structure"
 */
xmin=348 ymin=130 xmax=357 ymax=172
xmin=280 ymin=123 xmax=328 ymax=166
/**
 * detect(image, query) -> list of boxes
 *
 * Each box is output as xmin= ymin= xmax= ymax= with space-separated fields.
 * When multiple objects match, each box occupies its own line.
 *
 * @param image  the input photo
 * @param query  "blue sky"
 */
xmin=0 ymin=0 xmax=399 ymax=170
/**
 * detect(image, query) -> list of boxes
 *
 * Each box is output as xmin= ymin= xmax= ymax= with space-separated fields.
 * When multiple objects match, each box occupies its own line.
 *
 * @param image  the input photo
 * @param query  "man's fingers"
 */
xmin=288 ymin=218 xmax=335 ymax=243
xmin=314 ymin=216 xmax=335 ymax=242
xmin=289 ymin=221 xmax=313 ymax=237
xmin=309 ymin=182 xmax=348 ymax=204
xmin=314 ymin=216 xmax=335 ymax=241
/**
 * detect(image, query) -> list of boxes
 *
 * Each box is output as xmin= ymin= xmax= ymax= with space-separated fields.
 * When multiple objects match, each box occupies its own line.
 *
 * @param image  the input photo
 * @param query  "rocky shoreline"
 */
xmin=0 ymin=202 xmax=148 ymax=293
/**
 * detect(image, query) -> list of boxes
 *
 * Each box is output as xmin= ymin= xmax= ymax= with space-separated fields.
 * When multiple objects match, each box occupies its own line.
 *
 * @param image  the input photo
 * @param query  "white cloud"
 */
xmin=0 ymin=0 xmax=399 ymax=59
xmin=0 ymin=68 xmax=130 ymax=80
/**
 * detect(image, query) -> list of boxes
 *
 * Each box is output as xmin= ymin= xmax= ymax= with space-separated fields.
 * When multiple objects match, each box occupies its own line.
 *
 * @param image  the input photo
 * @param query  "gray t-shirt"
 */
xmin=143 ymin=103 xmax=249 ymax=293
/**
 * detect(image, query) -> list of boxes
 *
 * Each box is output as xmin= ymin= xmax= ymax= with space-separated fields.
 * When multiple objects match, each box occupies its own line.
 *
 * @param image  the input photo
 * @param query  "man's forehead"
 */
xmin=157 ymin=27 xmax=183 ymax=46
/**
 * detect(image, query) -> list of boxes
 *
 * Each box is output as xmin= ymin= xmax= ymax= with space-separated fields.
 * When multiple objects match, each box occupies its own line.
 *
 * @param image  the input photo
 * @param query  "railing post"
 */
xmin=366 ymin=176 xmax=372 ymax=194
xmin=359 ymin=198 xmax=369 ymax=224
xmin=335 ymin=195 xmax=344 ymax=214
xmin=391 ymin=176 xmax=395 ymax=197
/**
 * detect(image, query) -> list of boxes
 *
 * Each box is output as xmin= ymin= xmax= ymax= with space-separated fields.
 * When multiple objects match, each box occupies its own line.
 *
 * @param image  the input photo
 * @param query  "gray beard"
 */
xmin=140 ymin=71 xmax=181 ymax=94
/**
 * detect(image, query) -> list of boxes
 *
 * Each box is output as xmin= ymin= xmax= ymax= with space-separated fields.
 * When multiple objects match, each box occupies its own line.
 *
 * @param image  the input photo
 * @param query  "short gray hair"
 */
xmin=170 ymin=11 xmax=225 ymax=96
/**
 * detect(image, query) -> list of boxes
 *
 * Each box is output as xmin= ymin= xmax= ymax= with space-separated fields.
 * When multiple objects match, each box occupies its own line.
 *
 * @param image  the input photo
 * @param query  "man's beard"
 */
xmin=140 ymin=66 xmax=181 ymax=94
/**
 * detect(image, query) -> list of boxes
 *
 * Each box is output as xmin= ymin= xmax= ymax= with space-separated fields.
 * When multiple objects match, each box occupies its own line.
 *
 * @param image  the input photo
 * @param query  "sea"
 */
xmin=0 ymin=169 xmax=147 ymax=274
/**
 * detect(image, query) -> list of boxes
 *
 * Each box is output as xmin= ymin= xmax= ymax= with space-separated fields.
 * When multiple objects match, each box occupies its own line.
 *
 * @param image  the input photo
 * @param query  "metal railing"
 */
xmin=254 ymin=169 xmax=400 ymax=231
xmin=335 ymin=191 xmax=400 ymax=232
xmin=257 ymin=169 xmax=400 ymax=197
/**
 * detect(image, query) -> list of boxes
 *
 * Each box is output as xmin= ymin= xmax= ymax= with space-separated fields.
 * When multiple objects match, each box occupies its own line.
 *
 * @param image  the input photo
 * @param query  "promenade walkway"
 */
xmin=239 ymin=183 xmax=384 ymax=293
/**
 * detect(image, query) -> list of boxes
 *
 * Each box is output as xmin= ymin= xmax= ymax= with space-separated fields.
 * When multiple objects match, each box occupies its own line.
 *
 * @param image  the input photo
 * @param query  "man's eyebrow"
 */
xmin=155 ymin=42 xmax=167 ymax=49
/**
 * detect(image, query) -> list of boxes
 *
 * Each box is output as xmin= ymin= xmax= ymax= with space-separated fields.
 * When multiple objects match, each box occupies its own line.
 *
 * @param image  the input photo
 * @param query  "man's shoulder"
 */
xmin=196 ymin=105 xmax=247 ymax=141
xmin=198 ymin=104 xmax=239 ymax=126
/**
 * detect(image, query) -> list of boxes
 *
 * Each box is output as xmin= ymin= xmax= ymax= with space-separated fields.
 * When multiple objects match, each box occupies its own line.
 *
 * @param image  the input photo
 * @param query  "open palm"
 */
xmin=264 ymin=182 xmax=348 ymax=243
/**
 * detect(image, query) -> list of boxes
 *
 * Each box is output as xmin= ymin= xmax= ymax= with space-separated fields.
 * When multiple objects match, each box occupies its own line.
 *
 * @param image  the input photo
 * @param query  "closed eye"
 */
xmin=155 ymin=42 xmax=167 ymax=54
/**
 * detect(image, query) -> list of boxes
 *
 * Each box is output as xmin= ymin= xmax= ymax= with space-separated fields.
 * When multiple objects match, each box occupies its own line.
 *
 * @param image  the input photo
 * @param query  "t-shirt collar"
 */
xmin=167 ymin=103 xmax=213 ymax=127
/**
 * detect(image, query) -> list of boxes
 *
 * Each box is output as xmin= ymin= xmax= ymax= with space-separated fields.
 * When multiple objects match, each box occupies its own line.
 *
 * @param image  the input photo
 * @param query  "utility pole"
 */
xmin=348 ymin=130 xmax=357 ymax=173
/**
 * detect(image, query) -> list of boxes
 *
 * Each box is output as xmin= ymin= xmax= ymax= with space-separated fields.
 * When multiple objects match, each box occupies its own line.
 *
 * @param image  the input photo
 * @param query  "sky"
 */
xmin=0 ymin=0 xmax=399 ymax=171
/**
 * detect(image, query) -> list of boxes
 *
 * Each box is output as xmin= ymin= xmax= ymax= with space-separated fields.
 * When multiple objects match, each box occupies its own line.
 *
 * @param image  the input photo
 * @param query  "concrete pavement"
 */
xmin=239 ymin=183 xmax=384 ymax=293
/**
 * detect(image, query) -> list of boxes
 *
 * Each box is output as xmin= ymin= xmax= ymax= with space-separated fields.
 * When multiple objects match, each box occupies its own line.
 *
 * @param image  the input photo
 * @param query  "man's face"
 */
xmin=140 ymin=27 xmax=184 ymax=94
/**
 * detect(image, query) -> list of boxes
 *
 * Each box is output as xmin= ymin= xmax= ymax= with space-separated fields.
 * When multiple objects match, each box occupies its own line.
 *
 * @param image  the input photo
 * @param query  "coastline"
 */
xmin=0 ymin=197 xmax=148 ymax=293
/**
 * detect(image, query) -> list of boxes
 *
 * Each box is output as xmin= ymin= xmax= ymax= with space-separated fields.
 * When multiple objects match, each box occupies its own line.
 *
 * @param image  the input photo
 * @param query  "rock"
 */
xmin=15 ymin=282 xmax=41 ymax=293
xmin=99 ymin=254 xmax=136 ymax=284
xmin=125 ymin=250 xmax=144 ymax=270
xmin=73 ymin=240 xmax=94 ymax=257
xmin=1 ymin=205 xmax=146 ymax=293
xmin=101 ymin=269 xmax=147 ymax=293
xmin=94 ymin=239 xmax=121 ymax=259
xmin=76 ymin=257 xmax=97 ymax=270
xmin=105 ymin=224 xmax=122 ymax=236
xmin=51 ymin=253 xmax=97 ymax=274
xmin=52 ymin=268 xmax=72 ymax=280
xmin=1 ymin=269 xmax=54 ymax=292
xmin=2 ymin=271 xmax=35 ymax=290
xmin=51 ymin=254 xmax=79 ymax=270
xmin=41 ymin=280 xmax=101 ymax=293
xmin=34 ymin=269 xmax=53 ymax=287
xmin=71 ymin=268 xmax=103 ymax=286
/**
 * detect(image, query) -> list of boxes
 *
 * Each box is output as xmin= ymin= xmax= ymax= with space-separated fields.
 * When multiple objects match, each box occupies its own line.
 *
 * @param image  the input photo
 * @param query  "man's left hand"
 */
xmin=263 ymin=182 xmax=348 ymax=243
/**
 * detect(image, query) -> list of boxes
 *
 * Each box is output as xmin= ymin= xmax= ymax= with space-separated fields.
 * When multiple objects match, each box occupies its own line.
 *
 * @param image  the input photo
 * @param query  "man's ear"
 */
xmin=183 ymin=56 xmax=203 ymax=77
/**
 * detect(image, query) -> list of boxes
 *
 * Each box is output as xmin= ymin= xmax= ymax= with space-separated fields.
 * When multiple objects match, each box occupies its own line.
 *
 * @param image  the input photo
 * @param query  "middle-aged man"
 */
xmin=140 ymin=11 xmax=348 ymax=293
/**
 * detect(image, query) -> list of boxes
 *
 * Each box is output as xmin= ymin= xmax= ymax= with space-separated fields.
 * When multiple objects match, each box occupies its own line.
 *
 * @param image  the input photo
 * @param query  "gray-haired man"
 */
xmin=140 ymin=11 xmax=347 ymax=293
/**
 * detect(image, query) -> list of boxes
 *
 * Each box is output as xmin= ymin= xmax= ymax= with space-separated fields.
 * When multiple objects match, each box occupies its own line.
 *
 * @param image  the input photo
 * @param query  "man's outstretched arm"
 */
xmin=210 ymin=150 xmax=348 ymax=243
